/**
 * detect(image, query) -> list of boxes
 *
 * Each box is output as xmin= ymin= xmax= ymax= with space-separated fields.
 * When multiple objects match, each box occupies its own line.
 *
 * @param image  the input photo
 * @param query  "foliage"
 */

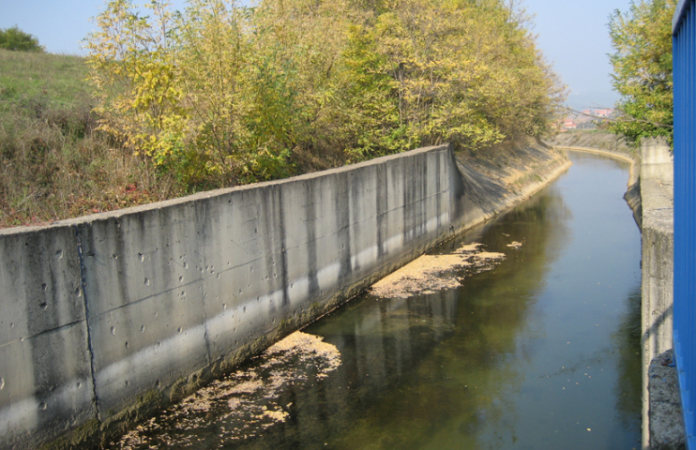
xmin=609 ymin=0 xmax=676 ymax=146
xmin=86 ymin=0 xmax=566 ymax=192
xmin=0 ymin=26 xmax=44 ymax=52
xmin=0 ymin=49 xmax=178 ymax=227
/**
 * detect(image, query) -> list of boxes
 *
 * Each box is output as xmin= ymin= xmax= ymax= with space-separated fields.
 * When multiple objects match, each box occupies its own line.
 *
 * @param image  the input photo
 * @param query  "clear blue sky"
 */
xmin=0 ymin=0 xmax=632 ymax=109
xmin=524 ymin=0 xmax=632 ymax=109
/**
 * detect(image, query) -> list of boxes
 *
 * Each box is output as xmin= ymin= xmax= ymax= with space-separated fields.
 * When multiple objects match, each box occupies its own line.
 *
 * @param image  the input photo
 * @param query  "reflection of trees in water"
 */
xmin=438 ymin=188 xmax=573 ymax=449
xmin=612 ymin=287 xmax=642 ymax=429
xmin=222 ymin=187 xmax=574 ymax=449
xmin=224 ymin=159 xmax=639 ymax=450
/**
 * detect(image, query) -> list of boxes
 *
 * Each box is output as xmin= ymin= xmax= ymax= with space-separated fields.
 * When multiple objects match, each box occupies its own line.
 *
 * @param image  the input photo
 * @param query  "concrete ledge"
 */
xmin=649 ymin=350 xmax=686 ymax=450
xmin=640 ymin=139 xmax=681 ymax=449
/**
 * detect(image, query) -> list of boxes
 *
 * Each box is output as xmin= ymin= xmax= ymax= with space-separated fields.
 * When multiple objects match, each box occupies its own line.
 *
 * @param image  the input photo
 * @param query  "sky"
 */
xmin=523 ymin=0 xmax=632 ymax=110
xmin=0 ymin=0 xmax=632 ymax=110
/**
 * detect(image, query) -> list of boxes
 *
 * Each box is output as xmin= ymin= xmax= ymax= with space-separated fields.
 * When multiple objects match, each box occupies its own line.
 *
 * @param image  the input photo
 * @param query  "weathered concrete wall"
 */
xmin=0 ymin=143 xmax=570 ymax=449
xmin=0 ymin=227 xmax=95 ymax=449
xmin=637 ymin=138 xmax=681 ymax=450
xmin=0 ymin=145 xmax=456 ymax=449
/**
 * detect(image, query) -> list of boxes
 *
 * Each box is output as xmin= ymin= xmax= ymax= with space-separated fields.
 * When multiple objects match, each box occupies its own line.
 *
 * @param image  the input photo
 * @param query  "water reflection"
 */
xmin=112 ymin=152 xmax=641 ymax=450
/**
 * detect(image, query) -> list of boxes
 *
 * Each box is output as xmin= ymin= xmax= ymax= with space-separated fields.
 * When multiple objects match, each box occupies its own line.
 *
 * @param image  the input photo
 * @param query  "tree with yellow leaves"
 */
xmin=86 ymin=0 xmax=565 ymax=192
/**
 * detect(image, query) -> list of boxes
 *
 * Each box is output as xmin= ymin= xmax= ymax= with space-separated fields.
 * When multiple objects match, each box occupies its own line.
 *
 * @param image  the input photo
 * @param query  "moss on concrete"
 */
xmin=39 ymin=418 xmax=101 ymax=450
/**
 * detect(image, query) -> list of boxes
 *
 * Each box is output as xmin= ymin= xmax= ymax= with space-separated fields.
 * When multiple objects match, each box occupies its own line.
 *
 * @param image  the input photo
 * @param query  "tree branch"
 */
xmin=560 ymin=105 xmax=673 ymax=130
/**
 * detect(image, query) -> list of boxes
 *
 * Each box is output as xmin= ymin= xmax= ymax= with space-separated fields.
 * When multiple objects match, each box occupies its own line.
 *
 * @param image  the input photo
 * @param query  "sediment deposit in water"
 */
xmin=113 ymin=332 xmax=340 ymax=449
xmin=369 ymin=242 xmax=506 ymax=298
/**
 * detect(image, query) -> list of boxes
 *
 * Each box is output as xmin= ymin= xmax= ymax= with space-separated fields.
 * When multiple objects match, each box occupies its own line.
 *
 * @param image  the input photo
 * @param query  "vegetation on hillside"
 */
xmin=86 ymin=0 xmax=565 ymax=193
xmin=0 ymin=26 xmax=44 ymax=52
xmin=0 ymin=49 xmax=171 ymax=227
xmin=608 ymin=0 xmax=675 ymax=146
xmin=0 ymin=0 xmax=565 ymax=228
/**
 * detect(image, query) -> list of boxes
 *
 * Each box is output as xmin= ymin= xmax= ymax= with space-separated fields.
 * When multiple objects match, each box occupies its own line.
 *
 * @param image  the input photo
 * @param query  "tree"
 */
xmin=86 ymin=0 xmax=565 ymax=192
xmin=608 ymin=0 xmax=675 ymax=146
xmin=0 ymin=26 xmax=44 ymax=52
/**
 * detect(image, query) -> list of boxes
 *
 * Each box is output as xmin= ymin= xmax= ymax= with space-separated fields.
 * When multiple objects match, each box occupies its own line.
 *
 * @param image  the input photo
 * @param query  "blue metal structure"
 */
xmin=673 ymin=0 xmax=696 ymax=447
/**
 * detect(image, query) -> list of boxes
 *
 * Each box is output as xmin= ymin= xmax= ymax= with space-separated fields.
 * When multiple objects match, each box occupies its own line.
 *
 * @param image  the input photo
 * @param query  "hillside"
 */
xmin=0 ymin=49 xmax=175 ymax=228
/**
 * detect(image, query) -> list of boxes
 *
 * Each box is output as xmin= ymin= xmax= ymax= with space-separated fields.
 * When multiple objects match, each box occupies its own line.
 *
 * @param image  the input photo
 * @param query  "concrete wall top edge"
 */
xmin=0 ymin=145 xmax=451 ymax=237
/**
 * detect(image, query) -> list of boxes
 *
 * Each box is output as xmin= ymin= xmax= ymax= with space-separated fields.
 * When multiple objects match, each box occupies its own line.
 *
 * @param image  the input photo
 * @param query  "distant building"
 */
xmin=579 ymin=108 xmax=614 ymax=118
xmin=562 ymin=118 xmax=576 ymax=130
xmin=594 ymin=109 xmax=613 ymax=117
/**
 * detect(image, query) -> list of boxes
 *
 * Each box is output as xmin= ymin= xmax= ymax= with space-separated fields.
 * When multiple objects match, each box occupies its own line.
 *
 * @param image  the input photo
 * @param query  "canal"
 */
xmin=112 ymin=151 xmax=642 ymax=450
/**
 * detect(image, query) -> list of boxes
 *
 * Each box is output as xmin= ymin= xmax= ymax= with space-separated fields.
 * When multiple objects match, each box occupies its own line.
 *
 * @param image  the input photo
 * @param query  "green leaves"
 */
xmin=86 ymin=0 xmax=564 ymax=191
xmin=0 ymin=26 xmax=44 ymax=53
xmin=609 ymin=0 xmax=675 ymax=146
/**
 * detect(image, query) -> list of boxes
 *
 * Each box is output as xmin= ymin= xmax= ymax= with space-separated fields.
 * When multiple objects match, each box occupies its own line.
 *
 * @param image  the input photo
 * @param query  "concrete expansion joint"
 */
xmin=72 ymin=224 xmax=102 ymax=422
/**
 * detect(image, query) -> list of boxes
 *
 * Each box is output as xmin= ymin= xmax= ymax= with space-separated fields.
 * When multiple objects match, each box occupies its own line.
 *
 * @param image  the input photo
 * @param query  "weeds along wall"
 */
xmin=0 ymin=144 xmax=469 ymax=449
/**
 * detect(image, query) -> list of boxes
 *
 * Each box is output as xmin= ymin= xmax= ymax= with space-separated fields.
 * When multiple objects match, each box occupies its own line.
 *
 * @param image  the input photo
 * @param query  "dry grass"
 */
xmin=0 ymin=49 xmax=182 ymax=228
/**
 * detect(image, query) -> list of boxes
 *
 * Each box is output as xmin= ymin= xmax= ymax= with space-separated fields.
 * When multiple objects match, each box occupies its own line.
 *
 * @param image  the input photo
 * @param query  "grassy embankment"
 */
xmin=0 ymin=49 xmax=179 ymax=228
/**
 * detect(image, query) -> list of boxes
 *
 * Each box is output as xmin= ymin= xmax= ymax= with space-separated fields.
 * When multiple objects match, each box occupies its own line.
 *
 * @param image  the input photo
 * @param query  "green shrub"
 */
xmin=0 ymin=26 xmax=44 ymax=52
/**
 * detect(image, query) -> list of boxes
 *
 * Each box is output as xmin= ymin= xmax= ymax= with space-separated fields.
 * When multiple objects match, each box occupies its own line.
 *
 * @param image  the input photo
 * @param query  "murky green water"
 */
xmin=117 ymin=152 xmax=642 ymax=449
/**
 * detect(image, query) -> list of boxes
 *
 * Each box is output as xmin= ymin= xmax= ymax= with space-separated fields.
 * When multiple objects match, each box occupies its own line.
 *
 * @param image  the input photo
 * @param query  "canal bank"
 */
xmin=554 ymin=139 xmax=680 ymax=449
xmin=0 ymin=141 xmax=570 ymax=450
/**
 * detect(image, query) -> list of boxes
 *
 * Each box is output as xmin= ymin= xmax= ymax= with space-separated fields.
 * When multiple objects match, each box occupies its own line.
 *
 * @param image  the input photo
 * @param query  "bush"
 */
xmin=86 ymin=0 xmax=566 ymax=192
xmin=0 ymin=26 xmax=44 ymax=52
xmin=609 ymin=0 xmax=675 ymax=146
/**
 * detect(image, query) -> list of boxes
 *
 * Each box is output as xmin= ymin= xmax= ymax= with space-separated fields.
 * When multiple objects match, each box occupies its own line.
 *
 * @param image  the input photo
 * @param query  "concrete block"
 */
xmin=641 ymin=138 xmax=673 ymax=185
xmin=200 ymin=186 xmax=286 ymax=363
xmin=77 ymin=208 xmax=211 ymax=417
xmin=649 ymin=350 xmax=687 ymax=450
xmin=348 ymin=166 xmax=379 ymax=276
xmin=0 ymin=226 xmax=85 ymax=344
xmin=0 ymin=226 xmax=94 ymax=449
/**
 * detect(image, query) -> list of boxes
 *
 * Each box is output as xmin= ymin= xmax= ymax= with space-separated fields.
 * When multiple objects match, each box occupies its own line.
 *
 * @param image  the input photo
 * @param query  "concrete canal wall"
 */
xmin=637 ymin=140 xmax=682 ymax=450
xmin=639 ymin=139 xmax=674 ymax=369
xmin=0 ymin=143 xmax=570 ymax=449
